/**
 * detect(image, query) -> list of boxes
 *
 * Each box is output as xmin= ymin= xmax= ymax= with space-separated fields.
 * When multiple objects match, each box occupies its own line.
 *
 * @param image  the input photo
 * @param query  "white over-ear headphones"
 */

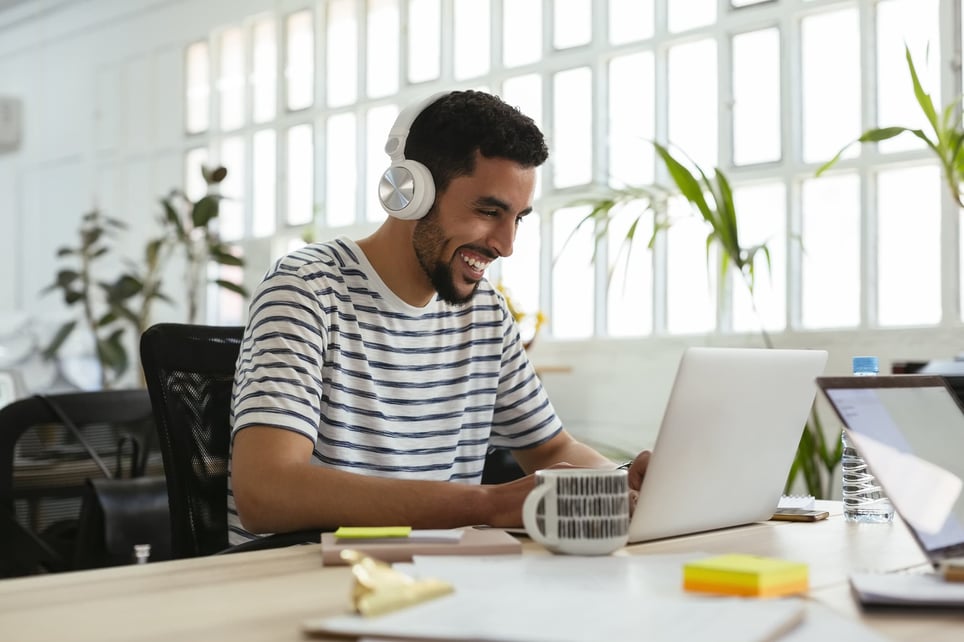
xmin=378 ymin=91 xmax=450 ymax=220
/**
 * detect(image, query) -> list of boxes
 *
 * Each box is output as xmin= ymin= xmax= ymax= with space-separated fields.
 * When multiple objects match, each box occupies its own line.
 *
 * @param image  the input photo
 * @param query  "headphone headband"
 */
xmin=384 ymin=91 xmax=450 ymax=161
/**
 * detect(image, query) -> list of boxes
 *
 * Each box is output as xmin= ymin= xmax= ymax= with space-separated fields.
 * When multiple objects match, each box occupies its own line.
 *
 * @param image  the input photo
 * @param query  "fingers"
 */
xmin=628 ymin=489 xmax=640 ymax=517
xmin=627 ymin=450 xmax=652 ymax=491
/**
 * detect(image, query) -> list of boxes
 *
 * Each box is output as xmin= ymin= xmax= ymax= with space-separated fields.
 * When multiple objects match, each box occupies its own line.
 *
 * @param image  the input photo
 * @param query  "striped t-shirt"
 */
xmin=227 ymin=237 xmax=562 ymax=543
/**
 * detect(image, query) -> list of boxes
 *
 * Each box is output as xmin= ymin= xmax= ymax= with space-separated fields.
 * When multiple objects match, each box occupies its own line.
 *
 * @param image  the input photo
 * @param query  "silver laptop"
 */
xmin=817 ymin=374 xmax=964 ymax=567
xmin=628 ymin=346 xmax=828 ymax=543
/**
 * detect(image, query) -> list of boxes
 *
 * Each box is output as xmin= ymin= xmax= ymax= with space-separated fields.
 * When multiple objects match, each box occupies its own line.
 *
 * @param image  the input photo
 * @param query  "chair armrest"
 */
xmin=214 ymin=529 xmax=321 ymax=556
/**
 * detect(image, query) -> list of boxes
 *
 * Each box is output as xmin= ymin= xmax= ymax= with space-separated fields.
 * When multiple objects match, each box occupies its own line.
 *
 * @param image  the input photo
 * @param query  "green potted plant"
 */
xmin=569 ymin=142 xmax=838 ymax=497
xmin=42 ymin=166 xmax=248 ymax=388
xmin=42 ymin=209 xmax=136 ymax=389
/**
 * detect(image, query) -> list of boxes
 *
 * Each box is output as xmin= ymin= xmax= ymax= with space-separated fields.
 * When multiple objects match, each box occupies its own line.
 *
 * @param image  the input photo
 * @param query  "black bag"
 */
xmin=73 ymin=476 xmax=172 ymax=569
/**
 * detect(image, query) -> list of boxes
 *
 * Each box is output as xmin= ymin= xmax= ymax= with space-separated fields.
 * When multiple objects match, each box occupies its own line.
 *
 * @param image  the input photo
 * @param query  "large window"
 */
xmin=182 ymin=0 xmax=962 ymax=336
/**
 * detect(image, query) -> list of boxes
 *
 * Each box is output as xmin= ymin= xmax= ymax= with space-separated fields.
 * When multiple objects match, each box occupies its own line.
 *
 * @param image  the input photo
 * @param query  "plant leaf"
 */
xmin=41 ymin=320 xmax=78 ymax=359
xmin=192 ymin=195 xmax=221 ymax=229
xmin=214 ymin=279 xmax=248 ymax=297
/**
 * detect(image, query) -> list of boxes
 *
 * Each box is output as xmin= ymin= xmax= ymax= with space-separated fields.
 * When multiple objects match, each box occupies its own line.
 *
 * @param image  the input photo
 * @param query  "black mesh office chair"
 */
xmin=0 ymin=389 xmax=156 ymax=577
xmin=139 ymin=323 xmax=318 ymax=558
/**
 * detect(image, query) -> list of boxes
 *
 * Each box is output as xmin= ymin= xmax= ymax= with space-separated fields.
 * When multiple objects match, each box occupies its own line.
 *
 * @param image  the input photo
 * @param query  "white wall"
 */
xmin=0 ymin=0 xmax=960 ymax=456
xmin=0 ymin=0 xmax=284 ymax=360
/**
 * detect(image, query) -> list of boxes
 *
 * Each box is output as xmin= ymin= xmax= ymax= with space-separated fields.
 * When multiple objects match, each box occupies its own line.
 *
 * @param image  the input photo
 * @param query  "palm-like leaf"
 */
xmin=818 ymin=45 xmax=964 ymax=207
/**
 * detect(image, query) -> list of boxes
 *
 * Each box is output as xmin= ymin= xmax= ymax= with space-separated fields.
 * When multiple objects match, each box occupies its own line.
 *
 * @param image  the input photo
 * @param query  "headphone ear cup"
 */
xmin=378 ymin=159 xmax=436 ymax=220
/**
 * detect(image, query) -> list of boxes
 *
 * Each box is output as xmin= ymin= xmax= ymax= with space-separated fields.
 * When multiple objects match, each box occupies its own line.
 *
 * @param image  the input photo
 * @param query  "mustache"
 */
xmin=460 ymin=245 xmax=499 ymax=261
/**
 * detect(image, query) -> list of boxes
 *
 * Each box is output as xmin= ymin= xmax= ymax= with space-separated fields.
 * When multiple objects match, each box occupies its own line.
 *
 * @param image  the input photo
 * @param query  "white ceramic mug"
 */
xmin=522 ymin=468 xmax=630 ymax=555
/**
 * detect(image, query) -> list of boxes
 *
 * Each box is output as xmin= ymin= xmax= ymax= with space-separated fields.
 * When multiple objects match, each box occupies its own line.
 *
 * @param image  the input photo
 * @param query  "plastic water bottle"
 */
xmin=841 ymin=356 xmax=894 ymax=522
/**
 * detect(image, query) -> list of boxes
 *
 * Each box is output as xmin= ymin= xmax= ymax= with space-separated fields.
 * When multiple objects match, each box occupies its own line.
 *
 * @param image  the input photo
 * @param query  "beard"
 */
xmin=412 ymin=207 xmax=480 ymax=306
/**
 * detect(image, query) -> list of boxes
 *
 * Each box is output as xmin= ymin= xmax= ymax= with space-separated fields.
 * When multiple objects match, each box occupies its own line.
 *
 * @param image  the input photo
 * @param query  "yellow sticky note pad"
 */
xmin=335 ymin=526 xmax=412 ymax=539
xmin=683 ymin=554 xmax=808 ymax=598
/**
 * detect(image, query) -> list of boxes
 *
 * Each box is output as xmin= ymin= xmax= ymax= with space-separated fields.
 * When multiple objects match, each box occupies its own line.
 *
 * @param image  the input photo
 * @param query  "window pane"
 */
xmin=553 ymin=0 xmax=591 ymax=50
xmin=218 ymin=28 xmax=244 ymax=131
xmin=252 ymin=129 xmax=276 ymax=238
xmin=732 ymin=28 xmax=781 ymax=165
xmin=327 ymin=1 xmax=358 ymax=107
xmin=185 ymin=147 xmax=209 ymax=201
xmin=552 ymin=67 xmax=592 ymax=188
xmin=801 ymin=174 xmax=860 ymax=328
xmin=502 ymin=74 xmax=543 ymax=130
xmin=453 ymin=0 xmax=490 ymax=81
xmin=251 ymin=19 xmax=277 ymax=123
xmin=668 ymin=39 xmax=717 ymax=169
xmin=366 ymin=104 xmax=398 ymax=222
xmin=499 ymin=211 xmax=542 ymax=341
xmin=609 ymin=51 xmax=655 ymax=187
xmin=504 ymin=0 xmax=541 ymax=68
xmin=609 ymin=0 xmax=653 ymax=44
xmin=668 ymin=0 xmax=715 ymax=33
xmin=408 ymin=0 xmax=440 ymax=83
xmin=877 ymin=0 xmax=940 ymax=154
xmin=666 ymin=199 xmax=715 ymax=334
xmin=185 ymin=41 xmax=210 ymax=134
xmin=877 ymin=165 xmax=941 ymax=325
xmin=731 ymin=0 xmax=774 ymax=6
xmin=731 ymin=183 xmax=786 ymax=332
xmin=607 ymin=201 xmax=654 ymax=337
xmin=801 ymin=9 xmax=859 ymax=164
xmin=286 ymin=124 xmax=314 ymax=226
xmin=326 ymin=112 xmax=357 ymax=227
xmin=551 ymin=206 xmax=594 ymax=339
xmin=367 ymin=0 xmax=399 ymax=98
xmin=285 ymin=10 xmax=314 ymax=111
xmin=218 ymin=137 xmax=245 ymax=241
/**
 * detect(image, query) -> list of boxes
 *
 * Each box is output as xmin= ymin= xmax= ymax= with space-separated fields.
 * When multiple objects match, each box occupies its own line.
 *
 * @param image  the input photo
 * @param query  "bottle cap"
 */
xmin=852 ymin=356 xmax=879 ymax=374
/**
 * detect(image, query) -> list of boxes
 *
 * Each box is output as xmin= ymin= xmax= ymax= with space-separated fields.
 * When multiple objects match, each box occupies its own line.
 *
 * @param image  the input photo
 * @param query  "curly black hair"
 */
xmin=404 ymin=90 xmax=549 ymax=195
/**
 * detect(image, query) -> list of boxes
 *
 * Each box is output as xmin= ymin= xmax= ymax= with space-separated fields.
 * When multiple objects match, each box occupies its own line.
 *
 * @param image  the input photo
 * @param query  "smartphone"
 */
xmin=770 ymin=507 xmax=830 ymax=522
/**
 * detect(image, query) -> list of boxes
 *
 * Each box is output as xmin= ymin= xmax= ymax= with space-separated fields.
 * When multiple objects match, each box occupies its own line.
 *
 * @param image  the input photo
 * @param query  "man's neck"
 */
xmin=356 ymin=222 xmax=435 ymax=307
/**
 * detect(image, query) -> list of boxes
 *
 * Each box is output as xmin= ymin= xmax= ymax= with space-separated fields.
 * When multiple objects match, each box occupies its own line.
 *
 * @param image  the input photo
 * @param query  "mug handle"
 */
xmin=522 ymin=483 xmax=556 ymax=547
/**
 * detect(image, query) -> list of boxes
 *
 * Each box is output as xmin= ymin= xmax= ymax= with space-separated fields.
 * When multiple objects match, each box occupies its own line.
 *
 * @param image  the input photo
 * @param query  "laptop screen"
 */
xmin=817 ymin=375 xmax=964 ymax=560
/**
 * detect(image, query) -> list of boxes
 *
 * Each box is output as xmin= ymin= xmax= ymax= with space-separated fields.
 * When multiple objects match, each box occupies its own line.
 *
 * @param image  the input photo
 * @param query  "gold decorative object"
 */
xmin=341 ymin=549 xmax=454 ymax=617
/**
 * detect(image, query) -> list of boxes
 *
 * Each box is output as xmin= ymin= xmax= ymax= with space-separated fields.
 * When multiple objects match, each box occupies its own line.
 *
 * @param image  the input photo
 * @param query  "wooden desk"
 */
xmin=0 ymin=502 xmax=961 ymax=641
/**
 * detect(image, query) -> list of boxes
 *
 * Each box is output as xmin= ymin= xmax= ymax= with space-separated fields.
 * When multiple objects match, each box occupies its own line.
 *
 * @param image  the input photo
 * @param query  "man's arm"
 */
xmin=511 ymin=430 xmax=615 ymax=474
xmin=511 ymin=430 xmax=652 ymax=493
xmin=232 ymin=426 xmax=536 ymax=532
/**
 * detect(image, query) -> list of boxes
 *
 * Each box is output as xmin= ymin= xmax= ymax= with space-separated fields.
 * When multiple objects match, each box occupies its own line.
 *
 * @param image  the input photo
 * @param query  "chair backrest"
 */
xmin=0 ymin=389 xmax=154 ymax=576
xmin=140 ymin=323 xmax=243 ymax=559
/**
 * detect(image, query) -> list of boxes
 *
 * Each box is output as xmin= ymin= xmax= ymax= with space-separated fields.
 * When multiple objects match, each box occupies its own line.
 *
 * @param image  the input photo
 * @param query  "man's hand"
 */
xmin=623 ymin=450 xmax=652 ymax=514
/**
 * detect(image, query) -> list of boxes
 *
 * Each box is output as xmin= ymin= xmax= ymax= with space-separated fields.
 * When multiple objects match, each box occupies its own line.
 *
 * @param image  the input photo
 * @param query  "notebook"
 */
xmin=320 ymin=526 xmax=521 ymax=565
xmin=816 ymin=374 xmax=964 ymax=568
xmin=628 ymin=346 xmax=828 ymax=543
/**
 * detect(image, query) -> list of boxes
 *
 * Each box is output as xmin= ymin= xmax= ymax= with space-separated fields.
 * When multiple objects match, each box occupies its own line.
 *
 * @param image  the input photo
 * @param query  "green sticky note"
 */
xmin=334 ymin=526 xmax=412 ymax=539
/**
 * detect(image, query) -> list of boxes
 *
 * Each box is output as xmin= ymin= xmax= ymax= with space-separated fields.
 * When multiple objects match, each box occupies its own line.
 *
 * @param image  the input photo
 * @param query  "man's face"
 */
xmin=412 ymin=153 xmax=537 ymax=305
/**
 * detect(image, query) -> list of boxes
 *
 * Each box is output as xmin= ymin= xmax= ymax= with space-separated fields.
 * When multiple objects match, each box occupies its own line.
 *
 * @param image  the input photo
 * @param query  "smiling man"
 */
xmin=228 ymin=91 xmax=649 ymax=544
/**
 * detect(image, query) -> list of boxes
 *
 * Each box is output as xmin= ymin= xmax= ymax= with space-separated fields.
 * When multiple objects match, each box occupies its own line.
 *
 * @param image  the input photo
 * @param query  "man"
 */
xmin=229 ymin=90 xmax=649 ymax=544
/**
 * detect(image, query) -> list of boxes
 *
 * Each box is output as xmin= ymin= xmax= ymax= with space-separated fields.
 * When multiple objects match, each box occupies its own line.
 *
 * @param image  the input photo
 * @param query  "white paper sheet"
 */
xmin=310 ymin=588 xmax=805 ymax=642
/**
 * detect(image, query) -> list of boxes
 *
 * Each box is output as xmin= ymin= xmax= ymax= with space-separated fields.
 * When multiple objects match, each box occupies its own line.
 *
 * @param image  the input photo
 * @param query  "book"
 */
xmin=683 ymin=554 xmax=809 ymax=598
xmin=320 ymin=526 xmax=521 ymax=565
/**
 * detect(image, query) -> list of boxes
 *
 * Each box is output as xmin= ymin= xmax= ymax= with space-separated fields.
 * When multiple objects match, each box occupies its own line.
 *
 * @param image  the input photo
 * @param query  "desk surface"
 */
xmin=0 ymin=501 xmax=962 ymax=641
